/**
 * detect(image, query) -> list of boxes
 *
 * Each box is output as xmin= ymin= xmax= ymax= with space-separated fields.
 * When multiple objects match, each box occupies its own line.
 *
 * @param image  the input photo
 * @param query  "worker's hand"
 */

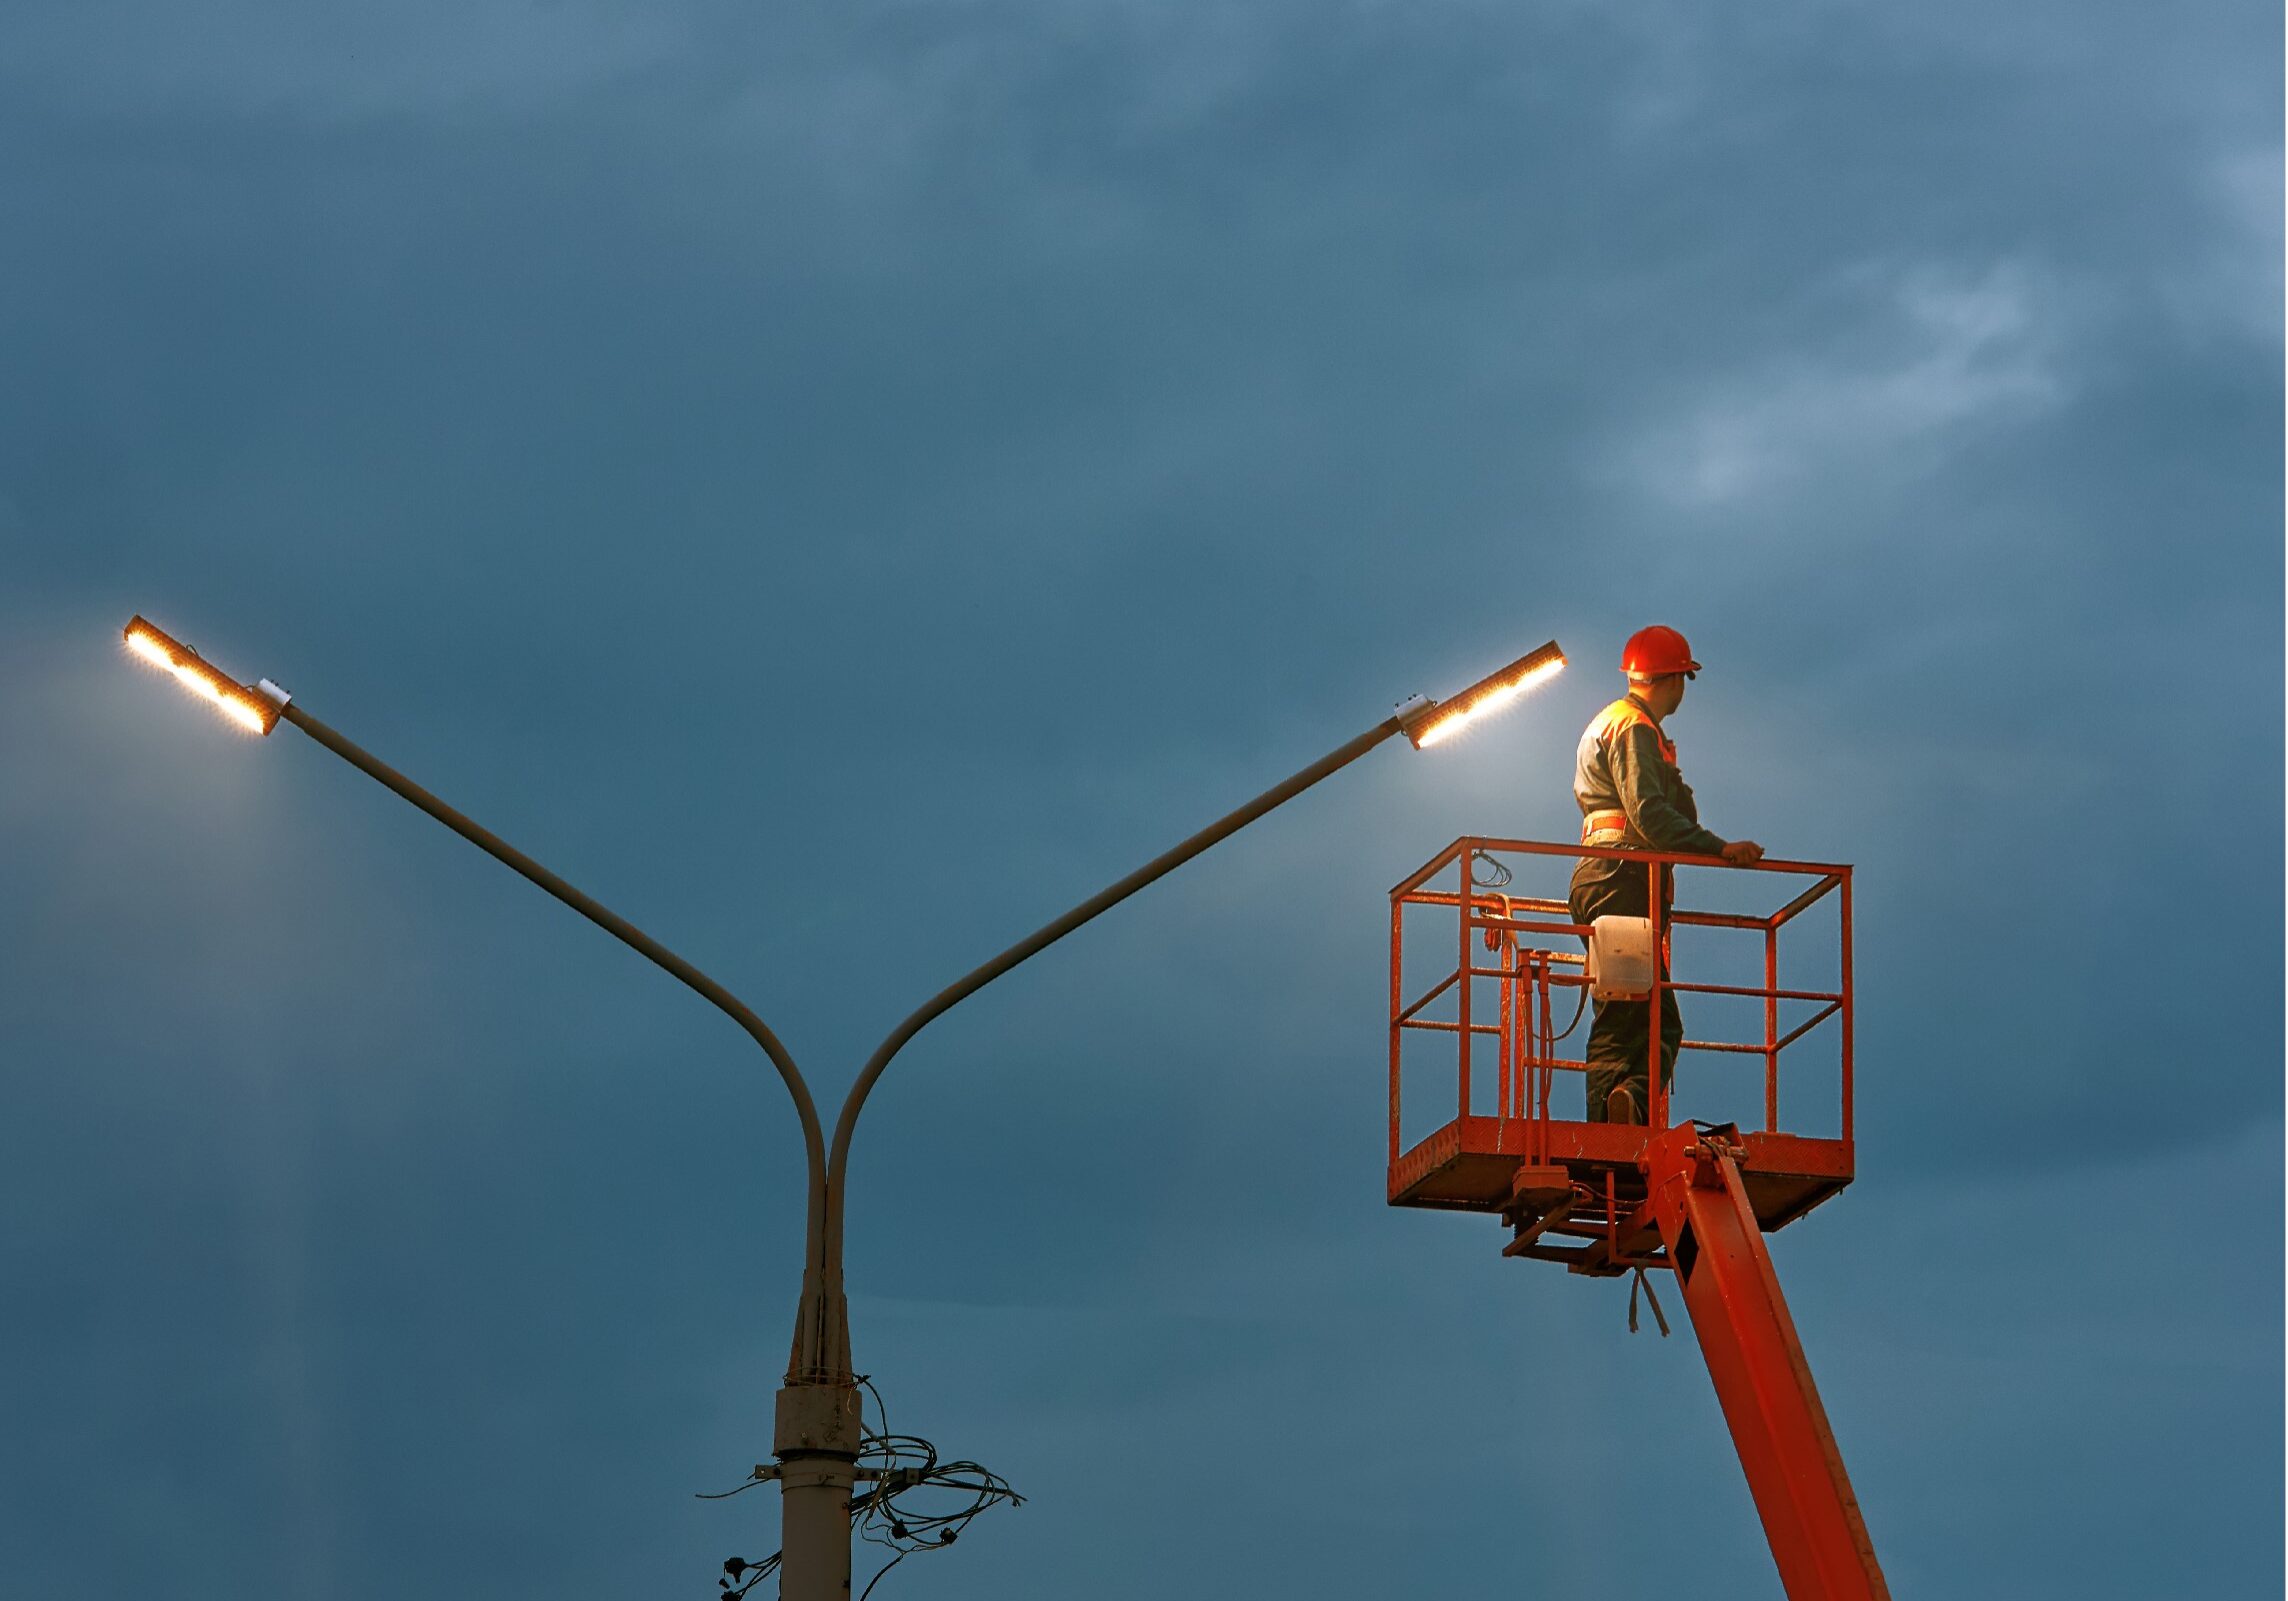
xmin=1720 ymin=840 xmax=1765 ymax=866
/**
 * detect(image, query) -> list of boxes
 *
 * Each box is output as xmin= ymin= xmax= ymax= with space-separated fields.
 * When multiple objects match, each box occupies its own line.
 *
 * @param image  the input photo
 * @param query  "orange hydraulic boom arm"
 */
xmin=1643 ymin=1122 xmax=1890 ymax=1600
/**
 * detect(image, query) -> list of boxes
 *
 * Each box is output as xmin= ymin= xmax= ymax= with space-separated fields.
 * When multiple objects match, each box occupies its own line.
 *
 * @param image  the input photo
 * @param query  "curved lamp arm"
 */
xmin=277 ymin=702 xmax=831 ymax=1304
xmin=818 ymin=714 xmax=1408 ymax=1321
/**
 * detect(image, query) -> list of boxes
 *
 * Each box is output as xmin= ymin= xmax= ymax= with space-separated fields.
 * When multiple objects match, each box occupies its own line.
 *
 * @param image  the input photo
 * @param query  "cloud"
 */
xmin=2162 ymin=143 xmax=2285 ymax=346
xmin=1618 ymin=260 xmax=2068 ymax=510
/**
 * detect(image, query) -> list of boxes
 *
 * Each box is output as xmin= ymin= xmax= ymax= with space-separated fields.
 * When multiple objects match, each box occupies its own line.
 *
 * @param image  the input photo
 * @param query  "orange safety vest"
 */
xmin=1578 ymin=697 xmax=1678 ymax=841
xmin=1589 ymin=696 xmax=1676 ymax=765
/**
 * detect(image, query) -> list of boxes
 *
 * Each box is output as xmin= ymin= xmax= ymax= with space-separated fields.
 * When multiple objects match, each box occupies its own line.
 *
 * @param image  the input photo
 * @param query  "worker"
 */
xmin=1570 ymin=626 xmax=1763 ymax=1125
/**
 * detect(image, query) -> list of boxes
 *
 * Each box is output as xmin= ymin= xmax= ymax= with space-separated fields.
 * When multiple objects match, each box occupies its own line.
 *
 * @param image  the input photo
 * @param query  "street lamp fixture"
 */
xmin=1400 ymin=639 xmax=1565 ymax=749
xmin=123 ymin=615 xmax=289 ymax=735
xmin=119 ymin=611 xmax=1565 ymax=1601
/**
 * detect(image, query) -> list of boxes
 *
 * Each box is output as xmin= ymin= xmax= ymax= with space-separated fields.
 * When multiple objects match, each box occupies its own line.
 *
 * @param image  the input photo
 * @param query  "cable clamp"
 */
xmin=853 ymin=1466 xmax=929 ymax=1488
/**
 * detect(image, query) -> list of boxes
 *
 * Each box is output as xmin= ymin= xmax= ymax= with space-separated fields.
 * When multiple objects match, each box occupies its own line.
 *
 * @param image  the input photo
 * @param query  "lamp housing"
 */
xmin=1404 ymin=640 xmax=1566 ymax=749
xmin=123 ymin=615 xmax=286 ymax=735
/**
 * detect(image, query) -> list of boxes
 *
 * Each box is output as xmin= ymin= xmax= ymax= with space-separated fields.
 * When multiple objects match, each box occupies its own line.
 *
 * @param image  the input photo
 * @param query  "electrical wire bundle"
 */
xmin=1472 ymin=848 xmax=1589 ymax=1043
xmin=847 ymin=1375 xmax=1024 ymax=1600
xmin=707 ymin=1377 xmax=1022 ymax=1601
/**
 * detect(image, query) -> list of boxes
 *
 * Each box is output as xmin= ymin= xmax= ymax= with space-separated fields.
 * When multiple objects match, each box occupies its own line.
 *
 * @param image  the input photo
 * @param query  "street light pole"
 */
xmin=775 ymin=714 xmax=1414 ymax=1600
xmin=122 ymin=615 xmax=1565 ymax=1601
xmin=774 ymin=639 xmax=1568 ymax=1597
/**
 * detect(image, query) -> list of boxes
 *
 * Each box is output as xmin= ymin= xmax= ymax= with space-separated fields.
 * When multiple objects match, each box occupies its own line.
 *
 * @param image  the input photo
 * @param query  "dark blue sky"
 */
xmin=4 ymin=3 xmax=2280 ymax=1597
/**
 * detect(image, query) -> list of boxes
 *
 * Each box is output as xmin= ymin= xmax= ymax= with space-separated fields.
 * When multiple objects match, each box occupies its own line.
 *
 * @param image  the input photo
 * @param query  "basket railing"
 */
xmin=1389 ymin=837 xmax=1853 ymax=1171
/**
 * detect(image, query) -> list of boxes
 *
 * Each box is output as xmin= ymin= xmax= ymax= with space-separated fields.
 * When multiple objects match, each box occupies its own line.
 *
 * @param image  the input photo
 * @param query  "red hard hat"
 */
xmin=1621 ymin=625 xmax=1700 ymax=678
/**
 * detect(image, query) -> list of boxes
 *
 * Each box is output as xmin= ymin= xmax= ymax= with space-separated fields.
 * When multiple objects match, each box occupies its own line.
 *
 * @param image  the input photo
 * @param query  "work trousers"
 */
xmin=1569 ymin=851 xmax=1679 ymax=1124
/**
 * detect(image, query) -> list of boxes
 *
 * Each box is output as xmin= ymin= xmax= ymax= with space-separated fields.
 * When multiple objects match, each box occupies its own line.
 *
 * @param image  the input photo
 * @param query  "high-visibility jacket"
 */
xmin=1572 ymin=695 xmax=1727 ymax=856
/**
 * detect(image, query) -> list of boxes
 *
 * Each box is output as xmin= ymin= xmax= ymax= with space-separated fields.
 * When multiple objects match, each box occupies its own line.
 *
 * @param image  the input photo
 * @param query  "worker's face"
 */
xmin=1637 ymin=673 xmax=1687 ymax=718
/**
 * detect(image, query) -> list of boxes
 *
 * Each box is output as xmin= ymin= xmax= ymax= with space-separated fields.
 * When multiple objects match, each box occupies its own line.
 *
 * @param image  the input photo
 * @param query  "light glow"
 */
xmin=125 ymin=628 xmax=176 ymax=669
xmin=173 ymin=663 xmax=224 ymax=700
xmin=1407 ymin=641 xmax=1566 ymax=750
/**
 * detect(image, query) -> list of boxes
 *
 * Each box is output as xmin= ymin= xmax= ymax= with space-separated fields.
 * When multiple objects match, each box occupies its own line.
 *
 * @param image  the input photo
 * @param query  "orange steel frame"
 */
xmin=1387 ymin=838 xmax=1886 ymax=1600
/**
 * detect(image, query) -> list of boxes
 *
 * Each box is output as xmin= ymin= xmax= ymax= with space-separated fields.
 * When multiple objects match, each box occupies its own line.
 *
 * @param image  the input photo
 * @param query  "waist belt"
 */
xmin=1581 ymin=810 xmax=1630 ymax=841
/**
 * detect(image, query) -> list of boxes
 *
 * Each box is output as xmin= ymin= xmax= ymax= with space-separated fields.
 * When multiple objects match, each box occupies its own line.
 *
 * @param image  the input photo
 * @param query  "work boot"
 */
xmin=1605 ymin=1085 xmax=1640 ymax=1125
